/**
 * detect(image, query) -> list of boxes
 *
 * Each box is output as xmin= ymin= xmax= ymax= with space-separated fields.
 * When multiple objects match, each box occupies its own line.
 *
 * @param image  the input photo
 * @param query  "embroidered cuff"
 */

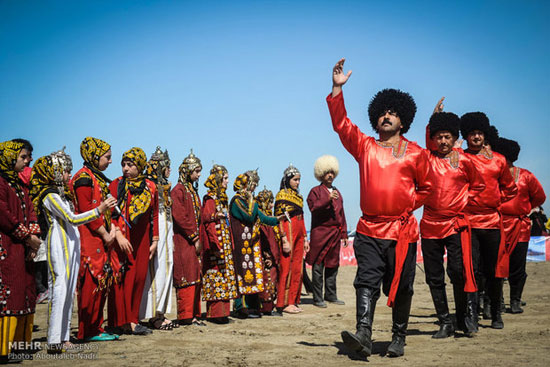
xmin=29 ymin=222 xmax=41 ymax=235
xmin=11 ymin=223 xmax=30 ymax=241
xmin=152 ymin=236 xmax=160 ymax=241
xmin=189 ymin=233 xmax=199 ymax=242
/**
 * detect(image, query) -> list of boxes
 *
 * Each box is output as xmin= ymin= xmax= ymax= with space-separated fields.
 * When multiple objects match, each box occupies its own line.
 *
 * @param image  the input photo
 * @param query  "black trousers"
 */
xmin=471 ymin=228 xmax=503 ymax=310
xmin=421 ymin=234 xmax=464 ymax=288
xmin=509 ymin=241 xmax=528 ymax=301
xmin=353 ymin=233 xmax=417 ymax=298
xmin=312 ymin=263 xmax=339 ymax=303
xmin=35 ymin=260 xmax=48 ymax=294
xmin=471 ymin=229 xmax=500 ymax=284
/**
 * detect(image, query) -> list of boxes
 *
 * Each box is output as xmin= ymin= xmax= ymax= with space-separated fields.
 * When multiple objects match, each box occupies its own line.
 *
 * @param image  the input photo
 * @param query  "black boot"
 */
xmin=482 ymin=292 xmax=491 ymax=320
xmin=387 ymin=293 xmax=411 ymax=358
xmin=429 ymin=287 xmax=454 ymax=338
xmin=466 ymin=292 xmax=479 ymax=333
xmin=454 ymin=286 xmax=475 ymax=337
xmin=510 ymin=279 xmax=525 ymax=314
xmin=489 ymin=279 xmax=504 ymax=329
xmin=341 ymin=287 xmax=377 ymax=358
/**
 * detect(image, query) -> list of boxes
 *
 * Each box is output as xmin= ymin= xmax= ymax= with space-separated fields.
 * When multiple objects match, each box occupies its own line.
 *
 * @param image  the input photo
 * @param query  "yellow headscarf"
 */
xmin=80 ymin=137 xmax=111 ymax=170
xmin=204 ymin=164 xmax=228 ymax=204
xmin=0 ymin=140 xmax=24 ymax=186
xmin=119 ymin=147 xmax=152 ymax=225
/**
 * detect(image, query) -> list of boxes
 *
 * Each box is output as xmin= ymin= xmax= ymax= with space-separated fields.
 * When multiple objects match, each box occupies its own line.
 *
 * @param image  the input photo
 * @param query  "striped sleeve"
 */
xmin=43 ymin=193 xmax=101 ymax=226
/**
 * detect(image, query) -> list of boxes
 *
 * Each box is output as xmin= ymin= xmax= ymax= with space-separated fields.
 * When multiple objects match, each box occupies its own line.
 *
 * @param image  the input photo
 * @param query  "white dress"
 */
xmin=139 ymin=202 xmax=174 ymax=319
xmin=42 ymin=193 xmax=100 ymax=344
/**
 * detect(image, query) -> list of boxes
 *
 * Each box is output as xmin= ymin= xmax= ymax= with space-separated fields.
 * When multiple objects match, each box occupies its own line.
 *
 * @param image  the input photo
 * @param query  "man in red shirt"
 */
xmin=328 ymin=59 xmax=432 ymax=358
xmin=460 ymin=113 xmax=517 ymax=330
xmin=492 ymin=138 xmax=545 ymax=313
xmin=421 ymin=110 xmax=485 ymax=338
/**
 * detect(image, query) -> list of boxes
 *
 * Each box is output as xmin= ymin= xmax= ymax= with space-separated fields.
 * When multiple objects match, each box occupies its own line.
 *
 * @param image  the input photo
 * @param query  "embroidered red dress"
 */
xmin=108 ymin=177 xmax=159 ymax=326
xmin=71 ymin=166 xmax=112 ymax=339
xmin=274 ymin=188 xmax=307 ymax=308
xmin=171 ymin=182 xmax=202 ymax=321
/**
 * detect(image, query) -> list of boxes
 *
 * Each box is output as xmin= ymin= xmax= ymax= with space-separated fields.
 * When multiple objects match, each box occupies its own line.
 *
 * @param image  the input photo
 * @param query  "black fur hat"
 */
xmin=493 ymin=137 xmax=520 ymax=163
xmin=428 ymin=112 xmax=460 ymax=138
xmin=485 ymin=125 xmax=500 ymax=148
xmin=368 ymin=88 xmax=417 ymax=134
xmin=460 ymin=112 xmax=490 ymax=139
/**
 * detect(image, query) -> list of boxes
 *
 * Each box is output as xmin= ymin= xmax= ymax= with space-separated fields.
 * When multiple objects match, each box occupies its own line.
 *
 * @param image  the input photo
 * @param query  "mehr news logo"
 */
xmin=9 ymin=341 xmax=99 ymax=360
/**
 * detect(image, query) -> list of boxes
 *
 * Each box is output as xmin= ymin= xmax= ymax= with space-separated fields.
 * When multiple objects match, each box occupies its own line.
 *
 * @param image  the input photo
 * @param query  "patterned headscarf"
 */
xmin=233 ymin=172 xmax=249 ymax=193
xmin=118 ymin=147 xmax=152 ymax=225
xmin=30 ymin=155 xmax=64 ymax=237
xmin=256 ymin=187 xmax=274 ymax=215
xmin=204 ymin=164 xmax=228 ymax=204
xmin=0 ymin=140 xmax=25 ymax=186
xmin=80 ymin=137 xmax=111 ymax=170
xmin=78 ymin=137 xmax=112 ymax=208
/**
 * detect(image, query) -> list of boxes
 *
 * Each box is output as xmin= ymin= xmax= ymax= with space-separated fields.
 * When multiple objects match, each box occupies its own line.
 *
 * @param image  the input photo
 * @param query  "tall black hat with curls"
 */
xmin=428 ymin=112 xmax=460 ymax=138
xmin=485 ymin=125 xmax=500 ymax=148
xmin=492 ymin=137 xmax=520 ymax=163
xmin=368 ymin=89 xmax=417 ymax=134
xmin=460 ymin=112 xmax=491 ymax=139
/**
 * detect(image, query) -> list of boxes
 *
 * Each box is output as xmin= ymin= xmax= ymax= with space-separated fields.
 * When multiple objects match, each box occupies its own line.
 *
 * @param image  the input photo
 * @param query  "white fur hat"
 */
xmin=313 ymin=155 xmax=339 ymax=182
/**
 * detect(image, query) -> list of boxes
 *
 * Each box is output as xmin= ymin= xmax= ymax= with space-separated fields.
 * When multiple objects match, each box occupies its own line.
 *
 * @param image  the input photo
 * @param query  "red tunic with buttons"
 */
xmin=0 ymin=177 xmax=40 ymax=317
xmin=171 ymin=182 xmax=202 ymax=289
xmin=501 ymin=167 xmax=546 ymax=244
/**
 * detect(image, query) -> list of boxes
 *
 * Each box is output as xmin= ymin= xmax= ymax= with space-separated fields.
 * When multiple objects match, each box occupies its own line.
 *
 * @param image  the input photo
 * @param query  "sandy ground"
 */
xmin=21 ymin=261 xmax=550 ymax=366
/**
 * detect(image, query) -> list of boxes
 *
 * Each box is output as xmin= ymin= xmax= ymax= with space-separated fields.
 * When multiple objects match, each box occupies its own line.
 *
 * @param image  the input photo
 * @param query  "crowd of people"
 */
xmin=0 ymin=57 xmax=547 ymax=363
xmin=0 ymin=135 xmax=348 ymax=362
xmin=330 ymin=58 xmax=546 ymax=358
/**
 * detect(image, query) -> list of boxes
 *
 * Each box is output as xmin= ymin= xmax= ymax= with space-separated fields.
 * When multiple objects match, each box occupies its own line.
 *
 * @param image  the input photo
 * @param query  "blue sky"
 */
xmin=1 ymin=0 xmax=549 ymax=229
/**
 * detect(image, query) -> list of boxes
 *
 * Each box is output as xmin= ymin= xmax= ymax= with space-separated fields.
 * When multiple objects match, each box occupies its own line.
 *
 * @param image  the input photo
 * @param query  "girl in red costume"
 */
xmin=70 ymin=137 xmax=118 ymax=341
xmin=274 ymin=164 xmax=309 ymax=314
xmin=109 ymin=147 xmax=159 ymax=335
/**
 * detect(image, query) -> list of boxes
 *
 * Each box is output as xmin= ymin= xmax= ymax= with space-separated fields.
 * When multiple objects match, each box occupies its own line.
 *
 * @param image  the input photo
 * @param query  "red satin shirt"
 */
xmin=421 ymin=150 xmax=486 ymax=239
xmin=501 ymin=167 xmax=546 ymax=242
xmin=463 ymin=149 xmax=517 ymax=229
xmin=327 ymin=92 xmax=432 ymax=241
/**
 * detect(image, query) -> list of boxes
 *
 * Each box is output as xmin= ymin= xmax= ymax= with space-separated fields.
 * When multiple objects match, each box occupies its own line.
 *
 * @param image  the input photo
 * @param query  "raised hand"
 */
xmin=433 ymin=97 xmax=445 ymax=115
xmin=329 ymin=190 xmax=340 ymax=200
xmin=332 ymin=58 xmax=352 ymax=97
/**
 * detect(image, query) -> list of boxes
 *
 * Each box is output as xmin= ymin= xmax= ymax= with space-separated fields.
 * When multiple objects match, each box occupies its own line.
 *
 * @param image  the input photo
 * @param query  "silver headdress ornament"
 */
xmin=150 ymin=146 xmax=170 ymax=168
xmin=246 ymin=168 xmax=260 ymax=186
xmin=210 ymin=163 xmax=228 ymax=175
xmin=179 ymin=149 xmax=202 ymax=183
xmin=50 ymin=146 xmax=73 ymax=185
xmin=284 ymin=163 xmax=300 ymax=177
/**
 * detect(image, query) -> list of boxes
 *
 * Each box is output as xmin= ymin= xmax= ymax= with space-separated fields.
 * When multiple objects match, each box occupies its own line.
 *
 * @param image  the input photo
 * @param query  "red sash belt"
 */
xmin=362 ymin=213 xmax=413 ymax=308
xmin=453 ymin=214 xmax=477 ymax=292
xmin=423 ymin=210 xmax=477 ymax=292
xmin=495 ymin=214 xmax=528 ymax=278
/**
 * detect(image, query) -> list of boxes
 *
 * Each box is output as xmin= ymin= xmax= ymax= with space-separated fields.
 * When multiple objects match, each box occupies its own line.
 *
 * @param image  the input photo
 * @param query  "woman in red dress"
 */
xmin=0 ymin=140 xmax=41 ymax=362
xmin=274 ymin=164 xmax=309 ymax=314
xmin=200 ymin=164 xmax=238 ymax=324
xmin=108 ymin=147 xmax=159 ymax=335
xmin=172 ymin=150 xmax=203 ymax=325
